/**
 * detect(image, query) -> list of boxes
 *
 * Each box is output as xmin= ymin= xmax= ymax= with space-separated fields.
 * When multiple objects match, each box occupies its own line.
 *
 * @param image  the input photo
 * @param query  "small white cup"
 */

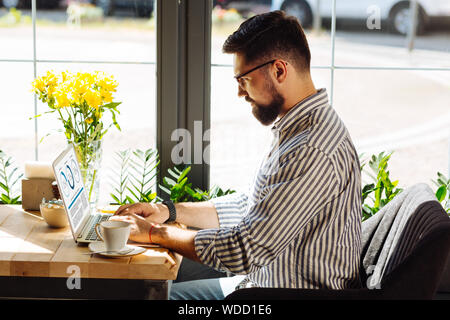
xmin=95 ymin=220 xmax=130 ymax=252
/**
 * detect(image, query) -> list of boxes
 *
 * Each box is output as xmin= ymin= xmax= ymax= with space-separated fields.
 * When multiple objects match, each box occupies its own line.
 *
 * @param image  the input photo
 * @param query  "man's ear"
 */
xmin=273 ymin=60 xmax=288 ymax=83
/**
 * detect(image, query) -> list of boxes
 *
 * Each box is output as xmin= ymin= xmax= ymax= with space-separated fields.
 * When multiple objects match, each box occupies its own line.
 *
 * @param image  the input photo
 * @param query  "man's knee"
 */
xmin=169 ymin=278 xmax=225 ymax=300
xmin=175 ymin=258 xmax=228 ymax=283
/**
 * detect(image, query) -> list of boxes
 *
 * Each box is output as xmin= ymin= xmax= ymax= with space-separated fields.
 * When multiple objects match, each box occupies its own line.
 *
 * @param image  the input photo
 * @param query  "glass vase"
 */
xmin=72 ymin=140 xmax=103 ymax=210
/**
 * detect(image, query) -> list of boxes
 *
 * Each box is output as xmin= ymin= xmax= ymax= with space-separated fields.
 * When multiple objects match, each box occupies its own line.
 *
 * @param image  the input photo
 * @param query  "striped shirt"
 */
xmin=195 ymin=88 xmax=362 ymax=289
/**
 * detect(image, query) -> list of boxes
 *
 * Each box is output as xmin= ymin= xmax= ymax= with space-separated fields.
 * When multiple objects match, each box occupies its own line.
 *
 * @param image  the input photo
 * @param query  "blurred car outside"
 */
xmin=215 ymin=0 xmax=450 ymax=35
xmin=0 ymin=0 xmax=60 ymax=9
xmin=90 ymin=0 xmax=154 ymax=17
xmin=0 ymin=0 xmax=154 ymax=18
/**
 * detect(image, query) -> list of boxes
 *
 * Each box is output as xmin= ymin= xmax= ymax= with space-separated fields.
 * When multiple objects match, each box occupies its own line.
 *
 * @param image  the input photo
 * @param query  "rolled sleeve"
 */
xmin=209 ymin=192 xmax=249 ymax=228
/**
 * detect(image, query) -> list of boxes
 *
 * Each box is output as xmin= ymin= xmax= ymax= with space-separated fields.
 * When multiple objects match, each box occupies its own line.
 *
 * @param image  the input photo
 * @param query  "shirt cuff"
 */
xmin=209 ymin=192 xmax=248 ymax=228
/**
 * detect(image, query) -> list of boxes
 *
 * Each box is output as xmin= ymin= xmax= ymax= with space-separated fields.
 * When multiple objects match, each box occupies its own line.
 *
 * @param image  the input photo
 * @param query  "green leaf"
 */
xmin=110 ymin=109 xmax=121 ymax=131
xmin=167 ymin=168 xmax=180 ymax=179
xmin=1 ymin=194 xmax=10 ymax=204
xmin=102 ymin=102 xmax=122 ymax=109
xmin=110 ymin=193 xmax=121 ymax=205
xmin=159 ymin=184 xmax=172 ymax=196
xmin=0 ymin=150 xmax=22 ymax=204
xmin=362 ymin=183 xmax=375 ymax=194
xmin=437 ymin=172 xmax=448 ymax=181
xmin=4 ymin=157 xmax=12 ymax=167
xmin=178 ymin=177 xmax=188 ymax=188
xmin=178 ymin=166 xmax=191 ymax=183
xmin=10 ymin=174 xmax=23 ymax=188
xmin=360 ymin=151 xmax=402 ymax=221
xmin=39 ymin=132 xmax=53 ymax=144
xmin=125 ymin=196 xmax=135 ymax=204
xmin=0 ymin=181 xmax=8 ymax=193
xmin=185 ymin=186 xmax=196 ymax=197
xmin=436 ymin=186 xmax=447 ymax=202
xmin=126 ymin=186 xmax=140 ymax=202
xmin=164 ymin=177 xmax=177 ymax=187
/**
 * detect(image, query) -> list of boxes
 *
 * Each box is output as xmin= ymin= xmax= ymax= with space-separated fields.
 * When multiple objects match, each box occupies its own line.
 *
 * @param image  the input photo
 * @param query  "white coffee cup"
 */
xmin=95 ymin=220 xmax=130 ymax=252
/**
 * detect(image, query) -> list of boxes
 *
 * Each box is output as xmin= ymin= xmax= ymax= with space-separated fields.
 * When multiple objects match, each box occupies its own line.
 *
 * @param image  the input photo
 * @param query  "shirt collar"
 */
xmin=271 ymin=88 xmax=329 ymax=134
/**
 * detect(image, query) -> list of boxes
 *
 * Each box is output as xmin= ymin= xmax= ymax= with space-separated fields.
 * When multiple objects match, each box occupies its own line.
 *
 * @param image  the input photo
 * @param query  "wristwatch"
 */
xmin=163 ymin=200 xmax=177 ymax=223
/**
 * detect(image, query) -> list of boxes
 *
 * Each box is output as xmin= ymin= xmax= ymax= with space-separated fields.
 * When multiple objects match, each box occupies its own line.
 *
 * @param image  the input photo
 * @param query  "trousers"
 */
xmin=169 ymin=258 xmax=245 ymax=300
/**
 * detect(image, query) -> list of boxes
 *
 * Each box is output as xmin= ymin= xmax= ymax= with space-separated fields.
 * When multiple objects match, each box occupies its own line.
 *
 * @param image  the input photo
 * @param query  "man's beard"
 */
xmin=247 ymin=83 xmax=284 ymax=126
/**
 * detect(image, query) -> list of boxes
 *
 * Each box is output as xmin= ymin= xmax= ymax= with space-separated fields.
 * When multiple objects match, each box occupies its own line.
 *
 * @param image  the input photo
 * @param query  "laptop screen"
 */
xmin=53 ymin=145 xmax=90 ymax=233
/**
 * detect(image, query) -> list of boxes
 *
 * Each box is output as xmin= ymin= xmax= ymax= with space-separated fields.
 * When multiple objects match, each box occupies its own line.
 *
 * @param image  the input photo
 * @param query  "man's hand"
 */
xmin=114 ymin=202 xmax=169 ymax=224
xmin=114 ymin=200 xmax=220 ymax=230
xmin=109 ymin=214 xmax=157 ymax=244
xmin=109 ymin=213 xmax=201 ymax=262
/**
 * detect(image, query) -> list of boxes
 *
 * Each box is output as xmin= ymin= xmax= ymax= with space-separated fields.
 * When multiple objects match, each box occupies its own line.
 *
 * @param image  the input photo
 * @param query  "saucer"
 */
xmin=88 ymin=242 xmax=146 ymax=258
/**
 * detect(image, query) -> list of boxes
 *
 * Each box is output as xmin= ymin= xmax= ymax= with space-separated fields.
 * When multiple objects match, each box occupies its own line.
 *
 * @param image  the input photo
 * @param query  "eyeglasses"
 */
xmin=234 ymin=59 xmax=277 ymax=83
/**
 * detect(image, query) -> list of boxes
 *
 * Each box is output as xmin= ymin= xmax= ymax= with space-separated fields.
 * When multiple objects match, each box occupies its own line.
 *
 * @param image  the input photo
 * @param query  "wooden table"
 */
xmin=0 ymin=205 xmax=181 ymax=299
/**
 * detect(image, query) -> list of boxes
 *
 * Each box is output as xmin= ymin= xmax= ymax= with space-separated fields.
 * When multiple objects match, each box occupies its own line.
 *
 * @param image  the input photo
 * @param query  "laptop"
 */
xmin=52 ymin=144 xmax=111 ymax=243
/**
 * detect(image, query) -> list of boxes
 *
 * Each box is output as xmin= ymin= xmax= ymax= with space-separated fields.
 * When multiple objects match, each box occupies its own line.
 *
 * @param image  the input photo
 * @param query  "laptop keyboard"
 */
xmin=85 ymin=214 xmax=110 ymax=241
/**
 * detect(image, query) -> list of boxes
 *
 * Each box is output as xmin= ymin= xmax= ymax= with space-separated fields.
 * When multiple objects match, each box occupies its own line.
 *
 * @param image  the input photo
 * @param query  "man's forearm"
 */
xmin=152 ymin=224 xmax=201 ymax=262
xmin=173 ymin=201 xmax=220 ymax=229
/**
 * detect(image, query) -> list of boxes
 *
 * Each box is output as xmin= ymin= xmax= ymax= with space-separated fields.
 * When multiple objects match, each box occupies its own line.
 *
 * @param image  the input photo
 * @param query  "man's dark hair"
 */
xmin=223 ymin=10 xmax=311 ymax=74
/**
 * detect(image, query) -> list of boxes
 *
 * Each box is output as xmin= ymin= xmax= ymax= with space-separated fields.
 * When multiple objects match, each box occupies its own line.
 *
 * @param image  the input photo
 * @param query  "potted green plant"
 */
xmin=0 ymin=150 xmax=23 ymax=204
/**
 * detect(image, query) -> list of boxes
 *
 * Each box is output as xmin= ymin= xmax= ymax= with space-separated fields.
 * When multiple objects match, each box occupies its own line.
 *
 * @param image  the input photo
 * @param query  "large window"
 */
xmin=209 ymin=0 xmax=450 ymax=194
xmin=1 ymin=0 xmax=449 ymax=204
xmin=0 ymin=1 xmax=156 ymax=205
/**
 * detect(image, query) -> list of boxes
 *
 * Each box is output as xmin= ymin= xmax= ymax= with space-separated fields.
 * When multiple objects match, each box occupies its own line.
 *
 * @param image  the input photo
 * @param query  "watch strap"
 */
xmin=163 ymin=200 xmax=176 ymax=223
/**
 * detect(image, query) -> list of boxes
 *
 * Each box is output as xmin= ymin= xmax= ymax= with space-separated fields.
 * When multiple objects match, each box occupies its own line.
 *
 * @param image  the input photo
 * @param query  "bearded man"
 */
xmin=111 ymin=10 xmax=362 ymax=300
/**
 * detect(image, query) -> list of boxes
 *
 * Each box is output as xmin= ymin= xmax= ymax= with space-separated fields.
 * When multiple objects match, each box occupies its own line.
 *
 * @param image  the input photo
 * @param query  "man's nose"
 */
xmin=237 ymin=85 xmax=247 ymax=98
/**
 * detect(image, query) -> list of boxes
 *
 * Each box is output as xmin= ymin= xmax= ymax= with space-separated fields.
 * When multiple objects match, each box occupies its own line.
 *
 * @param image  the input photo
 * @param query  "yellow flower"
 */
xmin=100 ymin=88 xmax=113 ymax=103
xmin=47 ymin=84 xmax=56 ymax=97
xmin=79 ymin=72 xmax=95 ymax=87
xmin=60 ymin=71 xmax=70 ymax=82
xmin=36 ymin=71 xmax=57 ymax=100
xmin=95 ymin=71 xmax=118 ymax=94
xmin=32 ymin=77 xmax=46 ymax=93
xmin=44 ymin=71 xmax=58 ymax=87
xmin=83 ymin=89 xmax=102 ymax=109
xmin=31 ymin=70 xmax=121 ymax=144
xmin=54 ymin=89 xmax=70 ymax=108
xmin=70 ymin=79 xmax=87 ymax=103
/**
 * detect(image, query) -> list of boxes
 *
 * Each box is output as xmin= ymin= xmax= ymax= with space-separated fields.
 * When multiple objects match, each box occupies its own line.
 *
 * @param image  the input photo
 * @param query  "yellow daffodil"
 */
xmin=32 ymin=70 xmax=120 ymax=149
xmin=100 ymin=88 xmax=113 ymax=103
xmin=60 ymin=71 xmax=70 ymax=82
xmin=73 ymin=79 xmax=88 ymax=97
xmin=44 ymin=71 xmax=58 ymax=93
xmin=54 ymin=89 xmax=70 ymax=108
xmin=95 ymin=71 xmax=118 ymax=93
xmin=79 ymin=72 xmax=94 ymax=87
xmin=83 ymin=89 xmax=102 ymax=110
xmin=32 ymin=77 xmax=46 ymax=93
